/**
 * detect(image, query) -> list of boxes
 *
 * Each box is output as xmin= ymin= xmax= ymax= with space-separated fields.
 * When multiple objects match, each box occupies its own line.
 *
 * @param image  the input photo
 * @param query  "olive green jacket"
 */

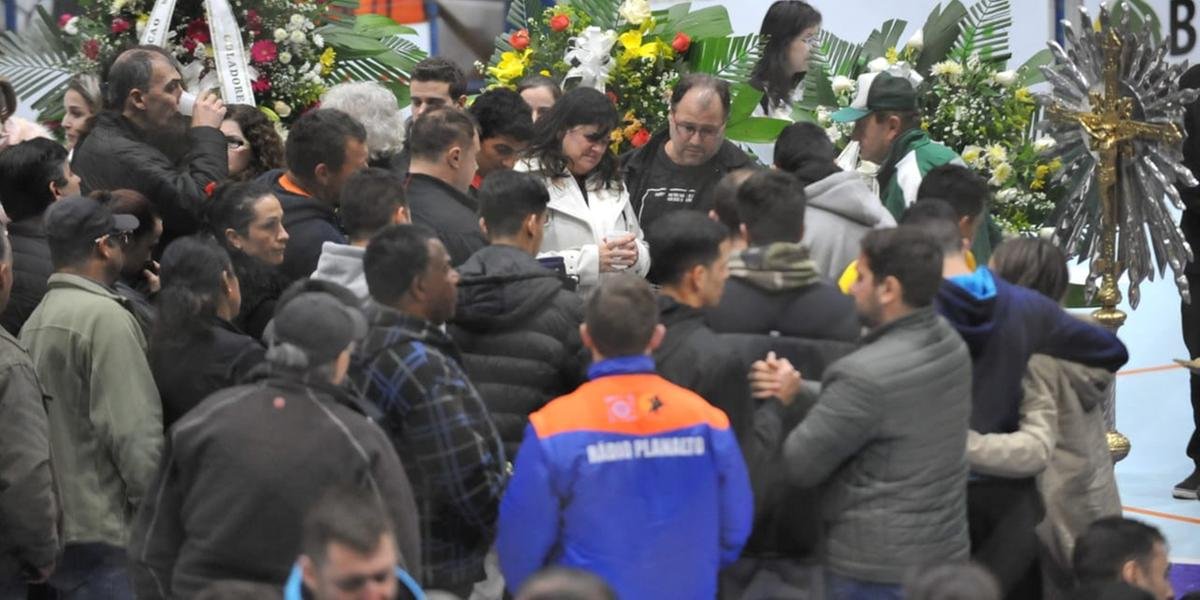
xmin=20 ymin=273 xmax=162 ymax=548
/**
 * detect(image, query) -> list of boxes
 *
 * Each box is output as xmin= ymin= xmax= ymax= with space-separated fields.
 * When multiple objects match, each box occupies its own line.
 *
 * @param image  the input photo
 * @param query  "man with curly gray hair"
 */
xmin=320 ymin=82 xmax=407 ymax=169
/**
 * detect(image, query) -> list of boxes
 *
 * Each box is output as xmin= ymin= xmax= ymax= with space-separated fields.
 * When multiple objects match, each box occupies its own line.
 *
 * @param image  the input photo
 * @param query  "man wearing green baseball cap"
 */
xmin=833 ymin=71 xmax=963 ymax=220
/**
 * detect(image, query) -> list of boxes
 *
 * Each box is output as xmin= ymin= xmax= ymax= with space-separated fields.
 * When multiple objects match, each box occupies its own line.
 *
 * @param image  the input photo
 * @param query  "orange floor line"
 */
xmin=1123 ymin=505 xmax=1200 ymax=526
xmin=1117 ymin=364 xmax=1186 ymax=377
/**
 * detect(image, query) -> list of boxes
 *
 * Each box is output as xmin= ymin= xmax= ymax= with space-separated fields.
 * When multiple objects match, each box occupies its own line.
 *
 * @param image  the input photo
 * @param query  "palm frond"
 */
xmin=861 ymin=19 xmax=908 ymax=61
xmin=567 ymin=0 xmax=622 ymax=31
xmin=506 ymin=0 xmax=545 ymax=31
xmin=953 ymin=0 xmax=1012 ymax=66
xmin=917 ymin=0 xmax=968 ymax=74
xmin=687 ymin=34 xmax=764 ymax=83
xmin=816 ymin=30 xmax=863 ymax=77
xmin=0 ymin=6 xmax=72 ymax=111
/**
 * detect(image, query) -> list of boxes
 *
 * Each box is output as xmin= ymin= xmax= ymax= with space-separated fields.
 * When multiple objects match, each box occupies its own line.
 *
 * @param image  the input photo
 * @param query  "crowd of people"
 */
xmin=0 ymin=1 xmax=1197 ymax=599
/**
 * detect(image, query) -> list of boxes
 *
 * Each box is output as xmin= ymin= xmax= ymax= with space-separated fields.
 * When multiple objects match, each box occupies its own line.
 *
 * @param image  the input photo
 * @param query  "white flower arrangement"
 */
xmin=831 ymin=75 xmax=855 ymax=95
xmin=618 ymin=0 xmax=652 ymax=26
xmin=931 ymin=60 xmax=964 ymax=80
xmin=991 ymin=70 xmax=1017 ymax=86
xmin=867 ymin=57 xmax=891 ymax=73
xmin=289 ymin=30 xmax=306 ymax=44
xmin=274 ymin=28 xmax=289 ymax=42
xmin=904 ymin=29 xmax=923 ymax=52
xmin=313 ymin=33 xmax=324 ymax=48
xmin=1033 ymin=137 xmax=1057 ymax=152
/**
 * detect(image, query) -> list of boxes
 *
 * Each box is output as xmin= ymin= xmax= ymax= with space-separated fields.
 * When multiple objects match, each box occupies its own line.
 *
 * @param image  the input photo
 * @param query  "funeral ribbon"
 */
xmin=564 ymin=27 xmax=617 ymax=92
xmin=139 ymin=0 xmax=255 ymax=105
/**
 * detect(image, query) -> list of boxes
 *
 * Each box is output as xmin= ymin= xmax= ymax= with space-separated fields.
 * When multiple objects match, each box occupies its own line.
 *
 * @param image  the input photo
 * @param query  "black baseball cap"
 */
xmin=832 ymin=72 xmax=919 ymax=123
xmin=44 ymin=195 xmax=139 ymax=241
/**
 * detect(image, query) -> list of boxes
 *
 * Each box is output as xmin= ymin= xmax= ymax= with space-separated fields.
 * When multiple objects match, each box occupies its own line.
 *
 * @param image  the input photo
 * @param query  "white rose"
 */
xmin=904 ymin=29 xmax=923 ymax=52
xmin=618 ymin=0 xmax=652 ymax=26
xmin=290 ymin=30 xmax=306 ymax=44
xmin=992 ymin=70 xmax=1018 ymax=86
xmin=63 ymin=16 xmax=79 ymax=35
xmin=831 ymin=75 xmax=855 ymax=95
xmin=313 ymin=33 xmax=324 ymax=48
xmin=273 ymin=101 xmax=292 ymax=119
xmin=931 ymin=60 xmax=963 ymax=79
xmin=289 ymin=14 xmax=305 ymax=27
xmin=274 ymin=28 xmax=288 ymax=42
xmin=867 ymin=57 xmax=890 ymax=73
xmin=1033 ymin=137 xmax=1057 ymax=152
xmin=996 ymin=188 xmax=1020 ymax=202
xmin=278 ymin=51 xmax=292 ymax=64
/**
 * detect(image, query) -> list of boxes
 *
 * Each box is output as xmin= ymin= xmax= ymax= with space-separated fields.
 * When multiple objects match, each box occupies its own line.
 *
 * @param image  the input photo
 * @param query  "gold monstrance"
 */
xmin=1038 ymin=3 xmax=1199 ymax=461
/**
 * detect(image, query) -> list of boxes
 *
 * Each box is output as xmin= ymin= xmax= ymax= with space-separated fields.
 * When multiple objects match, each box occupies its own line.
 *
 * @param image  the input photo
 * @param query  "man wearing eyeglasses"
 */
xmin=621 ymin=73 xmax=753 ymax=234
xmin=19 ymin=195 xmax=158 ymax=600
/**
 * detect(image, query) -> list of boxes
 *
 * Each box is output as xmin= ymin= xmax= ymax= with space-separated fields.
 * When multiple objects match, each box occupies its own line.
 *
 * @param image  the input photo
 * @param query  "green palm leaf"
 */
xmin=816 ymin=30 xmax=863 ymax=77
xmin=506 ymin=0 xmax=546 ymax=31
xmin=687 ymin=34 xmax=764 ymax=83
xmin=320 ymin=12 xmax=427 ymax=107
xmin=0 ymin=7 xmax=72 ymax=112
xmin=953 ymin=0 xmax=1012 ymax=66
xmin=566 ymin=0 xmax=623 ymax=31
xmin=917 ymin=0 xmax=968 ymax=74
xmin=861 ymin=19 xmax=908 ymax=61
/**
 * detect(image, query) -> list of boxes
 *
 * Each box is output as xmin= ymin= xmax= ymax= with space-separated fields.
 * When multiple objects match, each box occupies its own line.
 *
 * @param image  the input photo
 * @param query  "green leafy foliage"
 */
xmin=862 ymin=19 xmax=908 ymax=61
xmin=0 ymin=7 xmax=71 ymax=117
xmin=319 ymin=12 xmax=427 ymax=106
xmin=953 ymin=0 xmax=1012 ymax=66
xmin=652 ymin=5 xmax=733 ymax=39
xmin=568 ymin=0 xmax=623 ymax=31
xmin=917 ymin=1 xmax=967 ymax=74
xmin=687 ymin=34 xmax=764 ymax=82
xmin=815 ymin=30 xmax=863 ymax=77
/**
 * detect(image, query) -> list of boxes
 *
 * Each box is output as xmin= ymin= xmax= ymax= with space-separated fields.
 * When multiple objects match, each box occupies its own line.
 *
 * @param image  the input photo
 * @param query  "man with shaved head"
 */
xmin=621 ymin=74 xmax=753 ymax=233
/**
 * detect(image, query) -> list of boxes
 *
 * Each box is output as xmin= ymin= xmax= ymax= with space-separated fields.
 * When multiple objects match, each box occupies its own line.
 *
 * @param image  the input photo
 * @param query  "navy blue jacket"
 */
xmin=934 ymin=268 xmax=1128 ymax=435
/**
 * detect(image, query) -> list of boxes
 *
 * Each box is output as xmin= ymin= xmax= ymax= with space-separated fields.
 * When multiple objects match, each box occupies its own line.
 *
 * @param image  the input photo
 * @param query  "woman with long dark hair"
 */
xmin=149 ymin=235 xmax=265 ymax=426
xmin=750 ymin=1 xmax=823 ymax=119
xmin=221 ymin=105 xmax=286 ymax=182
xmin=517 ymin=87 xmax=649 ymax=294
xmin=204 ymin=181 xmax=290 ymax=339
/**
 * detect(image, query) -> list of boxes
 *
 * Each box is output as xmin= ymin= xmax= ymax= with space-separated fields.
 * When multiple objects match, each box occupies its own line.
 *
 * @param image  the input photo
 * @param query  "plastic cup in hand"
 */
xmin=605 ymin=230 xmax=632 ymax=270
xmin=179 ymin=91 xmax=197 ymax=117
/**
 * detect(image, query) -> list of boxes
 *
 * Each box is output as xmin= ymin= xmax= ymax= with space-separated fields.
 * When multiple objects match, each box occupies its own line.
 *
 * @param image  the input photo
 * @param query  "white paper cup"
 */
xmin=605 ymin=230 xmax=632 ymax=270
xmin=179 ymin=91 xmax=197 ymax=116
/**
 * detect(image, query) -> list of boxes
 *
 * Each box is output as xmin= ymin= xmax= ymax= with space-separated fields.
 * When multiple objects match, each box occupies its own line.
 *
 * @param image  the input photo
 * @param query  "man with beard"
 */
xmin=73 ymin=46 xmax=227 ymax=246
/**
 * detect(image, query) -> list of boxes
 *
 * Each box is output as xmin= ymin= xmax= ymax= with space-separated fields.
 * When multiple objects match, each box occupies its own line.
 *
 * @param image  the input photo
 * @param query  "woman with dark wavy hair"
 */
xmin=517 ymin=87 xmax=649 ymax=295
xmin=149 ymin=235 xmax=265 ymax=426
xmin=220 ymin=105 xmax=286 ymax=182
xmin=750 ymin=1 xmax=823 ymax=118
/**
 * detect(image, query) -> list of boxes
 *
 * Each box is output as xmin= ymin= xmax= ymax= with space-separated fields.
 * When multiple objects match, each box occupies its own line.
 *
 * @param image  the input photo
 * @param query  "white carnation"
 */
xmin=996 ymin=188 xmax=1020 ymax=202
xmin=831 ymin=75 xmax=855 ymax=95
xmin=867 ymin=57 xmax=890 ymax=73
xmin=618 ymin=0 xmax=652 ymax=25
xmin=274 ymin=28 xmax=288 ymax=42
xmin=278 ymin=51 xmax=292 ymax=64
xmin=289 ymin=14 xmax=305 ymax=27
xmin=273 ymin=101 xmax=292 ymax=119
xmin=290 ymin=30 xmax=306 ymax=44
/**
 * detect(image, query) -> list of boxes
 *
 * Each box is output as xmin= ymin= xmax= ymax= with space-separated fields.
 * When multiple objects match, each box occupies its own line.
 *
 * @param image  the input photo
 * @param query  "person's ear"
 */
xmin=300 ymin=555 xmax=321 ymax=593
xmin=456 ymin=95 xmax=468 ymax=108
xmin=479 ymin=217 xmax=489 ymax=238
xmin=645 ymin=323 xmax=667 ymax=353
xmin=1119 ymin=559 xmax=1142 ymax=586
xmin=880 ymin=274 xmax=902 ymax=306
xmin=522 ymin=212 xmax=541 ymax=239
xmin=394 ymin=205 xmax=410 ymax=225
xmin=688 ymin=263 xmax=708 ymax=294
xmin=313 ymin=163 xmax=331 ymax=187
xmin=128 ymin=88 xmax=147 ymax=112
xmin=708 ymin=209 xmax=720 ymax=223
xmin=447 ymin=146 xmax=463 ymax=170
xmin=224 ymin=228 xmax=243 ymax=251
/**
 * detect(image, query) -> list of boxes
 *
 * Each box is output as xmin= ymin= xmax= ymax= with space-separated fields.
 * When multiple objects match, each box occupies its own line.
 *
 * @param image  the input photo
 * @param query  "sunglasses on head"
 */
xmin=332 ymin=569 xmax=392 ymax=592
xmin=95 ymin=231 xmax=133 ymax=247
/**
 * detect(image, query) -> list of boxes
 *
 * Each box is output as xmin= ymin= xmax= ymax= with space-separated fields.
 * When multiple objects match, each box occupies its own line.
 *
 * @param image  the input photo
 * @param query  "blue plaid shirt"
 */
xmin=348 ymin=302 xmax=508 ymax=591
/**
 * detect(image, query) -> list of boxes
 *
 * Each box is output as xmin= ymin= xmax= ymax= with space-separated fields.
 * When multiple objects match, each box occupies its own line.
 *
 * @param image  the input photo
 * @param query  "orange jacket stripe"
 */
xmin=530 ymin=374 xmax=731 ymax=438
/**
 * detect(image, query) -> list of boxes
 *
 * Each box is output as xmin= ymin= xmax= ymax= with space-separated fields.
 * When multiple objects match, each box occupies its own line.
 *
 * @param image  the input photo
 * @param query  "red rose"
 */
xmin=186 ymin=18 xmax=210 ymax=44
xmin=606 ymin=90 xmax=619 ymax=105
xmin=550 ymin=14 xmax=570 ymax=32
xmin=252 ymin=75 xmax=271 ymax=93
xmin=57 ymin=13 xmax=73 ymax=28
xmin=510 ymin=28 xmax=530 ymax=51
xmin=250 ymin=40 xmax=278 ymax=64
xmin=245 ymin=9 xmax=262 ymax=31
xmin=631 ymin=128 xmax=651 ymax=147
xmin=110 ymin=18 xmax=131 ymax=34
xmin=671 ymin=32 xmax=691 ymax=54
xmin=82 ymin=38 xmax=100 ymax=60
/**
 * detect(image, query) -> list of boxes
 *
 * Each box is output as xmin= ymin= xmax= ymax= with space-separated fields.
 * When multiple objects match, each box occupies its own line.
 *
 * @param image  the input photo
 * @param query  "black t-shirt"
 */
xmin=635 ymin=146 xmax=723 ymax=232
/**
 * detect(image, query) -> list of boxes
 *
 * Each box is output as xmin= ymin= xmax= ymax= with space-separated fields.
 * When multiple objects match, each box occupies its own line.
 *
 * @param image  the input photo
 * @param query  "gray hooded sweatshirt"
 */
xmin=801 ymin=171 xmax=896 ymax=279
xmin=311 ymin=242 xmax=368 ymax=302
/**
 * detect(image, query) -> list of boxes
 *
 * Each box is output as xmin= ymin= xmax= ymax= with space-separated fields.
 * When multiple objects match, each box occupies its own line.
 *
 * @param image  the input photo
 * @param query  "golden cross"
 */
xmin=1043 ymin=27 xmax=1183 ymax=329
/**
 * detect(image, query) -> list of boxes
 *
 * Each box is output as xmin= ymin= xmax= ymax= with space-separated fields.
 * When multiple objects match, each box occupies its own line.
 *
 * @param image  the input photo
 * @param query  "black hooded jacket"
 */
xmin=258 ymin=169 xmax=348 ymax=282
xmin=448 ymin=245 xmax=587 ymax=456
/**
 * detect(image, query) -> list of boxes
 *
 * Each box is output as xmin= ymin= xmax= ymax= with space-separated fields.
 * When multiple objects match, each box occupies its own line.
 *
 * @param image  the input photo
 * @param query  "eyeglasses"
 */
xmin=674 ymin=121 xmax=724 ymax=140
xmin=95 ymin=231 xmax=133 ymax=247
xmin=332 ymin=569 xmax=392 ymax=592
xmin=225 ymin=135 xmax=247 ymax=150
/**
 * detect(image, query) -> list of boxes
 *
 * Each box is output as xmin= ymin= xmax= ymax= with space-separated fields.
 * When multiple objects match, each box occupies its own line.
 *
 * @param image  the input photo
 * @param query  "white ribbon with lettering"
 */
xmin=138 ymin=0 xmax=255 ymax=105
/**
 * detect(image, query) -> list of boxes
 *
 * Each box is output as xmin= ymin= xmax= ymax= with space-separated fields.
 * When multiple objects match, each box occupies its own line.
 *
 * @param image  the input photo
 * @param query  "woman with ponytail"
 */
xmin=149 ymin=235 xmax=265 ymax=426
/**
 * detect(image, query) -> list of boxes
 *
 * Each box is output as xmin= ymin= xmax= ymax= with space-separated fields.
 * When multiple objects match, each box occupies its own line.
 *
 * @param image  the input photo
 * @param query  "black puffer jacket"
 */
xmin=0 ymin=217 xmax=53 ymax=335
xmin=72 ymin=112 xmax=227 ymax=243
xmin=448 ymin=245 xmax=587 ymax=456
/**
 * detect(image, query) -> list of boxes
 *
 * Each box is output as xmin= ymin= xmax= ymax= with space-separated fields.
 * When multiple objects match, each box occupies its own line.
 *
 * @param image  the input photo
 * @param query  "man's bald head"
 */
xmin=670 ymin=73 xmax=731 ymax=119
xmin=667 ymin=74 xmax=731 ymax=166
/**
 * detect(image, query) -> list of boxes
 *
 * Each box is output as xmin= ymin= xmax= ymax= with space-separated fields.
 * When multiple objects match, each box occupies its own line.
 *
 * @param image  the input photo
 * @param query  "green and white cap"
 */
xmin=831 ymin=71 xmax=920 ymax=123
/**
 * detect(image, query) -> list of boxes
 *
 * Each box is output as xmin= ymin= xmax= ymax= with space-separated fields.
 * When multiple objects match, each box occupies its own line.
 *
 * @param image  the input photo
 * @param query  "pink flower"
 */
xmin=252 ymin=75 xmax=272 ymax=93
xmin=245 ymin=9 xmax=262 ymax=32
xmin=110 ymin=18 xmax=131 ymax=34
xmin=82 ymin=39 xmax=100 ymax=60
xmin=250 ymin=40 xmax=278 ymax=64
xmin=186 ymin=18 xmax=210 ymax=44
xmin=57 ymin=13 xmax=73 ymax=28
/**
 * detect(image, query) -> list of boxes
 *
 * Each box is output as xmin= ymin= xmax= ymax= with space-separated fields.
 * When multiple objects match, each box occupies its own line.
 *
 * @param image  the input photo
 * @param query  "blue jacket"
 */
xmin=935 ymin=268 xmax=1129 ymax=435
xmin=496 ymin=356 xmax=753 ymax=599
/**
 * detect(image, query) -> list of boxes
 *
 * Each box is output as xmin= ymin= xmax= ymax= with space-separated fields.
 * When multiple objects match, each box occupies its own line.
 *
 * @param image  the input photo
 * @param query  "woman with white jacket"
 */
xmin=517 ymin=87 xmax=649 ymax=295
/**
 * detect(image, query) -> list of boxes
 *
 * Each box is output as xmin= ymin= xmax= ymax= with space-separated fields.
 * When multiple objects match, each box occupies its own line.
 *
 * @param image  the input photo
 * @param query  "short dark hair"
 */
xmin=774 ymin=122 xmax=840 ymax=186
xmin=98 ymin=189 xmax=159 ymax=242
xmin=407 ymin=107 xmax=478 ymax=163
xmin=301 ymin=484 xmax=394 ymax=567
xmin=860 ymin=226 xmax=944 ymax=308
xmin=710 ymin=168 xmax=757 ymax=236
xmin=872 ymin=109 xmax=922 ymax=133
xmin=736 ymin=169 xmax=807 ymax=245
xmin=918 ymin=164 xmax=990 ymax=220
xmin=363 ymin=224 xmax=436 ymax=305
xmin=469 ymin=88 xmax=534 ymax=143
xmin=901 ymin=199 xmax=965 ymax=254
xmin=670 ymin=73 xmax=732 ymax=118
xmin=0 ymin=138 xmax=69 ymax=221
xmin=412 ymin=56 xmax=467 ymax=99
xmin=103 ymin=46 xmax=179 ymax=110
xmin=1074 ymin=518 xmax=1167 ymax=584
xmin=478 ymin=170 xmax=549 ymax=239
xmin=284 ymin=108 xmax=367 ymax=182
xmin=205 ymin=181 xmax=276 ymax=241
xmin=516 ymin=567 xmax=617 ymax=600
xmin=646 ymin=211 xmax=728 ymax=286
xmin=340 ymin=168 xmax=407 ymax=241
xmin=517 ymin=75 xmax=563 ymax=100
xmin=585 ymin=274 xmax=658 ymax=358
xmin=990 ymin=237 xmax=1070 ymax=302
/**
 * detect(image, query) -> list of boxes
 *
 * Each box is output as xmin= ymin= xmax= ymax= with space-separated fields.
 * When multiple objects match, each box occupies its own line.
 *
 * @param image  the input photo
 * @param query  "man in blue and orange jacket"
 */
xmin=496 ymin=274 xmax=754 ymax=599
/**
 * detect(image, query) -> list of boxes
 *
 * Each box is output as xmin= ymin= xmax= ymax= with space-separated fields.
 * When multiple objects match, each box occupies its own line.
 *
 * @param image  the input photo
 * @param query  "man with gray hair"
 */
xmin=621 ymin=73 xmax=753 ymax=232
xmin=73 ymin=45 xmax=228 ymax=244
xmin=129 ymin=279 xmax=421 ymax=599
xmin=320 ymin=81 xmax=408 ymax=170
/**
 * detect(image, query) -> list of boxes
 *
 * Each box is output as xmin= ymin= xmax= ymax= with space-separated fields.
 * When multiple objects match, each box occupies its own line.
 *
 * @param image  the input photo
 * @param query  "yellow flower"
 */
xmin=488 ymin=49 xmax=531 ymax=83
xmin=1030 ymin=178 xmax=1045 ymax=191
xmin=1048 ymin=158 xmax=1063 ymax=171
xmin=961 ymin=145 xmax=984 ymax=165
xmin=989 ymin=161 xmax=1013 ymax=186
xmin=885 ymin=47 xmax=899 ymax=64
xmin=540 ymin=69 xmax=551 ymax=77
xmin=1015 ymin=87 xmax=1033 ymax=103
xmin=320 ymin=47 xmax=336 ymax=75
xmin=618 ymin=29 xmax=669 ymax=64
xmin=986 ymin=144 xmax=1008 ymax=167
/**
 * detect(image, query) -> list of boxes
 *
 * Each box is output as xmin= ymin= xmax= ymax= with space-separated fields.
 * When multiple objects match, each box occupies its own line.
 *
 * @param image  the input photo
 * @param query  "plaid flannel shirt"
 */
xmin=349 ymin=302 xmax=508 ymax=591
